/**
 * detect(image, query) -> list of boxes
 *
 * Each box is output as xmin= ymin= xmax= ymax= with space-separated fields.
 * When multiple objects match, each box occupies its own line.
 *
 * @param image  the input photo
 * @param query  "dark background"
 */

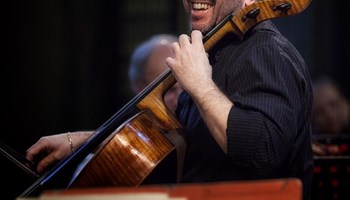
xmin=2 ymin=0 xmax=349 ymax=199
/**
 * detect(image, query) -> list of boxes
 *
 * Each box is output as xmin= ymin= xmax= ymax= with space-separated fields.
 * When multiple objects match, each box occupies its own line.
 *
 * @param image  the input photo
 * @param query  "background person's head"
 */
xmin=312 ymin=77 xmax=350 ymax=134
xmin=128 ymin=34 xmax=182 ymax=114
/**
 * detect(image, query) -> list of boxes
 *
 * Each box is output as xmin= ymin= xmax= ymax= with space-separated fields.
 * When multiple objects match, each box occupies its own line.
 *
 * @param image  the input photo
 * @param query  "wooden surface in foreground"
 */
xmin=19 ymin=178 xmax=302 ymax=200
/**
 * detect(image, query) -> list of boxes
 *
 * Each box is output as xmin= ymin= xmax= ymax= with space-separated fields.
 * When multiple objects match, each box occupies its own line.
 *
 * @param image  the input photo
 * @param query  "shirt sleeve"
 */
xmin=225 ymin=44 xmax=302 ymax=176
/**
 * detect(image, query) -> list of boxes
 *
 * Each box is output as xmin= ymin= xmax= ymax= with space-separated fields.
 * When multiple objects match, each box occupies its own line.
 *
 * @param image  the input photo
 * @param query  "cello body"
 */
xmin=70 ymin=110 xmax=178 ymax=187
xmin=70 ymin=61 xmax=184 ymax=187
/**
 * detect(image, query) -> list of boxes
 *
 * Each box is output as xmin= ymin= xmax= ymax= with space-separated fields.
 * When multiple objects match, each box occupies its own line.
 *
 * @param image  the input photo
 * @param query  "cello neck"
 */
xmin=203 ymin=0 xmax=311 ymax=50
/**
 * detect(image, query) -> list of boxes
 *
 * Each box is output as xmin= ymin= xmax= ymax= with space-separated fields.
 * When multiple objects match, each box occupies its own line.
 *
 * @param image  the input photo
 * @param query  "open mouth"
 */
xmin=192 ymin=2 xmax=213 ymax=11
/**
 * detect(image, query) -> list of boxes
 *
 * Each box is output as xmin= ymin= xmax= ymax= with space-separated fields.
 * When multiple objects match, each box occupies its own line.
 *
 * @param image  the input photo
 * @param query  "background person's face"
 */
xmin=313 ymin=84 xmax=349 ymax=134
xmin=144 ymin=44 xmax=183 ymax=113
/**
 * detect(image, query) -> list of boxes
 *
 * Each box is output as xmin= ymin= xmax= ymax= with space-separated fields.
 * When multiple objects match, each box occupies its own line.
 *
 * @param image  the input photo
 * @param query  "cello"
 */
xmin=19 ymin=0 xmax=311 ymax=197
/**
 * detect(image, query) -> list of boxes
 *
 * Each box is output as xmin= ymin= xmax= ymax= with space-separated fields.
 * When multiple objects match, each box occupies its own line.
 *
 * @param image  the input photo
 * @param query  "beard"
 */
xmin=188 ymin=1 xmax=244 ymax=36
xmin=189 ymin=17 xmax=216 ymax=36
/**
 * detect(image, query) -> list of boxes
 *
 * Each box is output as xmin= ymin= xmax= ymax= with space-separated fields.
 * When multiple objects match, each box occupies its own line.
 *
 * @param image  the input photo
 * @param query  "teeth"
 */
xmin=192 ymin=3 xmax=212 ymax=10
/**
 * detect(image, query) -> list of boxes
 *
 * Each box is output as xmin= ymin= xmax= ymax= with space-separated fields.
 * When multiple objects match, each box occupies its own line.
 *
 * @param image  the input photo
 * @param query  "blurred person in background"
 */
xmin=312 ymin=77 xmax=350 ymax=135
xmin=128 ymin=34 xmax=182 ymax=114
xmin=312 ymin=77 xmax=350 ymax=156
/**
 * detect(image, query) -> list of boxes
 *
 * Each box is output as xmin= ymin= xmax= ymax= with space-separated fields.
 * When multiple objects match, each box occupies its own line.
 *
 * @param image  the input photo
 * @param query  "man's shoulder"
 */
xmin=227 ymin=21 xmax=282 ymax=56
xmin=246 ymin=20 xmax=285 ymax=44
xmin=236 ymin=20 xmax=296 ymax=54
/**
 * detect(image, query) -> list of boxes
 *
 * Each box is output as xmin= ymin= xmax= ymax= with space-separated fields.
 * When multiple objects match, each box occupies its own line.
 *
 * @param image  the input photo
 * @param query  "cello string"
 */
xmin=0 ymin=140 xmax=39 ymax=177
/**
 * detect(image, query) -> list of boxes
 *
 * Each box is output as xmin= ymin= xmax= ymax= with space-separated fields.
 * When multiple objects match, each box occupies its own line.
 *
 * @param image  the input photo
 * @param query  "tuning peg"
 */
xmin=272 ymin=2 xmax=292 ymax=13
xmin=242 ymin=7 xmax=260 ymax=22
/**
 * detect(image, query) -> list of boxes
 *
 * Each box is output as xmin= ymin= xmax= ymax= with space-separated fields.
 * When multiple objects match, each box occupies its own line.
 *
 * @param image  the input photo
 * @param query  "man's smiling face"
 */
xmin=182 ymin=0 xmax=247 ymax=34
